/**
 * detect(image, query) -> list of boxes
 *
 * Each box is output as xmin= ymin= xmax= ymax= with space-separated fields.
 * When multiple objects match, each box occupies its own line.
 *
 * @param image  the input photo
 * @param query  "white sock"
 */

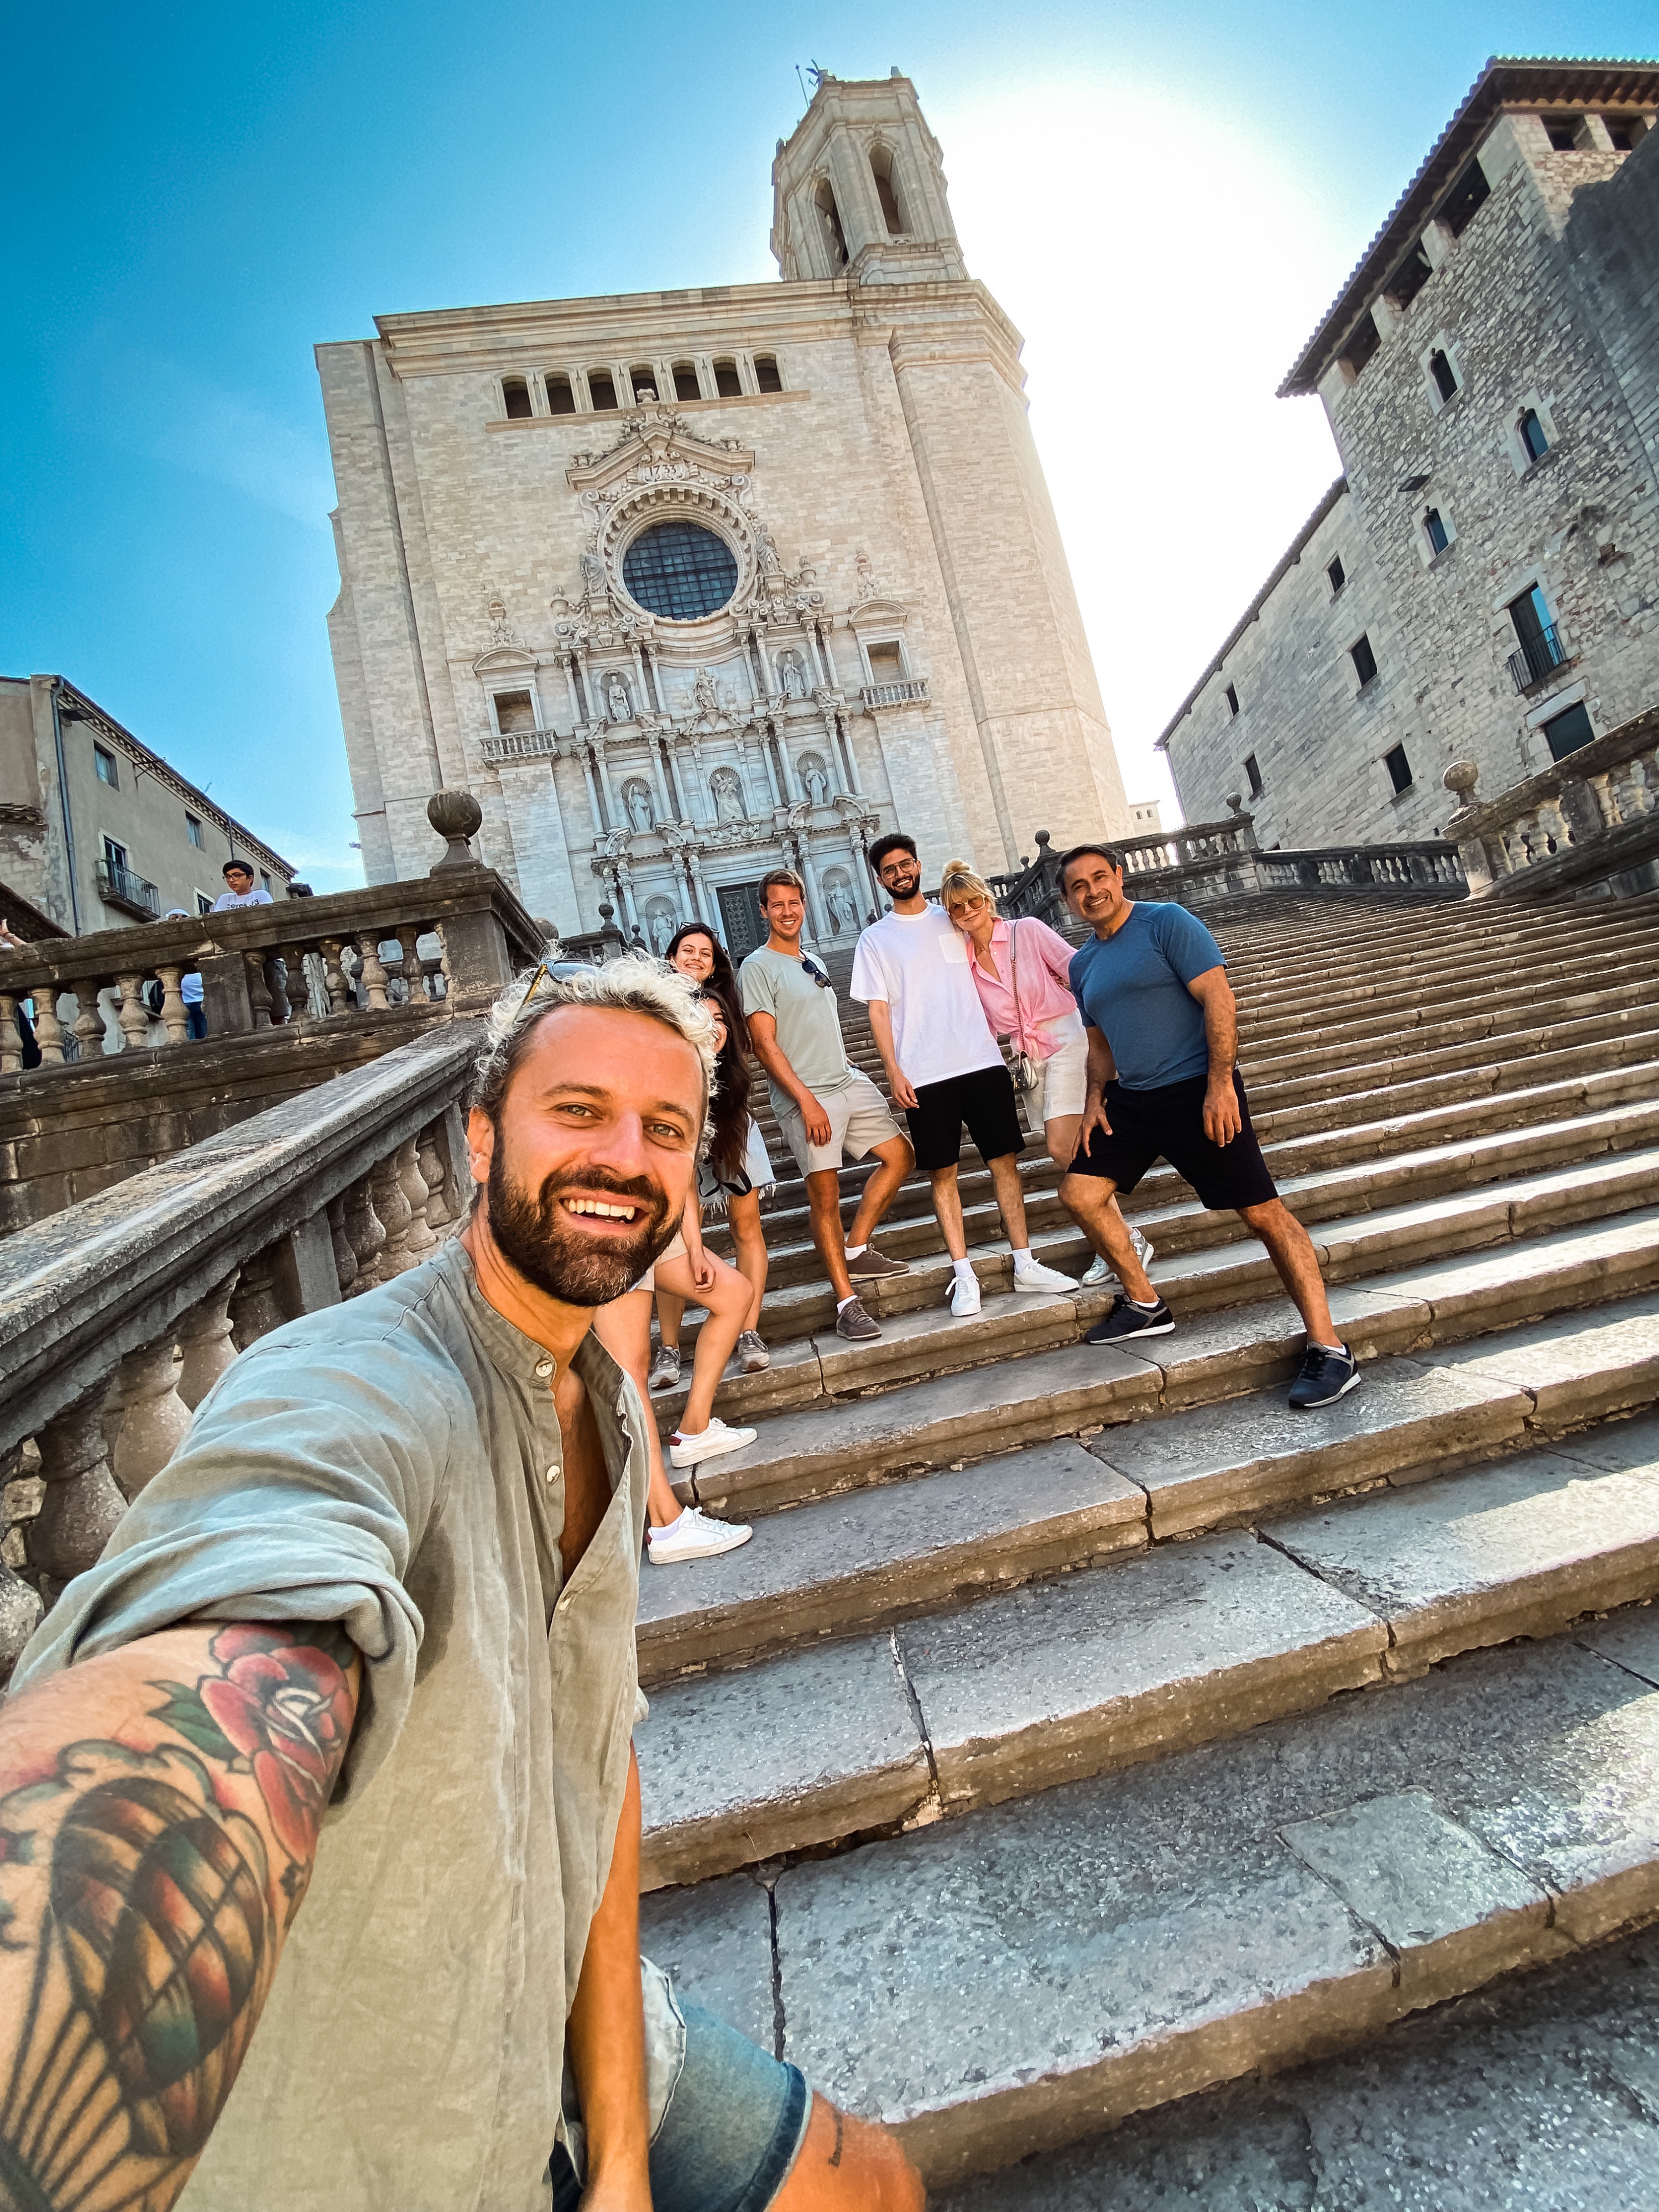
xmin=845 ymin=1244 xmax=867 ymax=1260
xmin=1130 ymin=1295 xmax=1162 ymax=1311
xmin=650 ymin=1509 xmax=685 ymax=1540
xmin=952 ymin=1258 xmax=976 ymax=1284
xmin=1012 ymin=1246 xmax=1034 ymax=1270
xmin=836 ymin=1294 xmax=858 ymax=1313
xmin=1311 ymin=1340 xmax=1347 ymax=1354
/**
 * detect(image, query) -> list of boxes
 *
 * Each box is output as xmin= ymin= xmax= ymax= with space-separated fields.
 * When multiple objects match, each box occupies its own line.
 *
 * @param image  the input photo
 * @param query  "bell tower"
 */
xmin=770 ymin=70 xmax=967 ymax=285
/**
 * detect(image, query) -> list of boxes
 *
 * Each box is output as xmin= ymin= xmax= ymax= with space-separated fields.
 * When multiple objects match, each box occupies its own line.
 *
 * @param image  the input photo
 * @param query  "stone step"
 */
xmin=1241 ymin=944 xmax=1659 ymax=1050
xmin=671 ymin=1211 xmax=1659 ymax=1522
xmin=638 ymin=1609 xmax=1659 ymax=2188
xmin=638 ymin=1298 xmax=1659 ymax=1887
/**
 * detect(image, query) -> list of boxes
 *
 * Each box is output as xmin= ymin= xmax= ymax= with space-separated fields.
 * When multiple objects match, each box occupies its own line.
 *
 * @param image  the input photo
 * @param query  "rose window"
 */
xmin=622 ymin=520 xmax=739 ymax=621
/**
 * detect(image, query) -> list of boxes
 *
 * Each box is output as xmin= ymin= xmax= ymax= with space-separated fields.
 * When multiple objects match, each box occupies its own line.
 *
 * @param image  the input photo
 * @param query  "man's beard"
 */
xmin=889 ymin=869 xmax=920 ymax=898
xmin=486 ymin=1144 xmax=675 ymax=1306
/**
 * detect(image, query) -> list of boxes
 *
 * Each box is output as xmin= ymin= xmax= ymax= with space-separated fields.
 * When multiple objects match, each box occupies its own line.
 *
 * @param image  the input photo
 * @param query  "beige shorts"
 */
xmin=635 ymin=1227 xmax=687 ymax=1294
xmin=1034 ymin=1015 xmax=1089 ymax=1126
xmin=776 ymin=1070 xmax=904 ymax=1177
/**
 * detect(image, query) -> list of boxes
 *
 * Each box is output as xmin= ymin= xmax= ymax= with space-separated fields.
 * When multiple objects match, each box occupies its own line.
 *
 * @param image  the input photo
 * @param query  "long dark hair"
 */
xmin=663 ymin=925 xmax=752 ymax=1181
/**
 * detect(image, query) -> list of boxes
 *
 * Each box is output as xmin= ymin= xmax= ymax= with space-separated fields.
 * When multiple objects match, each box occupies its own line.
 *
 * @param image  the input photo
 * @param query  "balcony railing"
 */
xmin=96 ymin=857 xmax=161 ymax=921
xmin=1443 ymin=703 xmax=1659 ymax=899
xmin=860 ymin=679 xmax=930 ymax=709
xmin=1506 ymin=624 xmax=1570 ymax=693
xmin=481 ymin=727 xmax=560 ymax=763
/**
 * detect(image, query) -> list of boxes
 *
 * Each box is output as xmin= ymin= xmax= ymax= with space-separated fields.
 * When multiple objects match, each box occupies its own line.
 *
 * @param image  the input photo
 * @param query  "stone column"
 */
xmin=647 ymin=740 xmax=674 ymax=825
xmin=797 ymin=840 xmax=831 ymax=943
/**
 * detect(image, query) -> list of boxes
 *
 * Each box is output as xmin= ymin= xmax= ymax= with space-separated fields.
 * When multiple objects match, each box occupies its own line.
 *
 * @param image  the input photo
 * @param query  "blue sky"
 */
xmin=4 ymin=2 xmax=1654 ymax=888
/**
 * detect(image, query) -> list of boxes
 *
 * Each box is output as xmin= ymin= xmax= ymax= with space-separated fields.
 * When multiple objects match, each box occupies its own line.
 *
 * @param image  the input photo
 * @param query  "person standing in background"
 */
xmin=853 ymin=834 xmax=1074 ymax=1318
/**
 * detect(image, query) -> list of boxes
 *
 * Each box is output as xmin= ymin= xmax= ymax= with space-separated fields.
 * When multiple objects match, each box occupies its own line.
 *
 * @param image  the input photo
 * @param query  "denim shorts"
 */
xmin=550 ymin=2001 xmax=811 ymax=2212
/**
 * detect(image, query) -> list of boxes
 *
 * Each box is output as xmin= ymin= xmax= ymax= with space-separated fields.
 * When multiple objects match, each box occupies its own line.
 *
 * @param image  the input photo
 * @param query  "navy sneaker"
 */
xmin=1084 ymin=1295 xmax=1175 ymax=1345
xmin=1288 ymin=1343 xmax=1362 ymax=1410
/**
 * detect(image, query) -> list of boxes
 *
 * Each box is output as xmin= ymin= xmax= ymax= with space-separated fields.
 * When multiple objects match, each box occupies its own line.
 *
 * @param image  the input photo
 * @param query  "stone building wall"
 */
xmin=1161 ymin=70 xmax=1659 ymax=845
xmin=316 ymin=72 xmax=1131 ymax=951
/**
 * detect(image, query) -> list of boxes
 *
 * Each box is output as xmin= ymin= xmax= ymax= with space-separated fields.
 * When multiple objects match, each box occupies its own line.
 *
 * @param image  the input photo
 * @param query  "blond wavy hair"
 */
xmin=938 ymin=858 xmax=996 ymax=916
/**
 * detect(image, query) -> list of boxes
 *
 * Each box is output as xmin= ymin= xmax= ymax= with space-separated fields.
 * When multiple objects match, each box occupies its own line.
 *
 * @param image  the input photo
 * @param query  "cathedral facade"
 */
xmin=316 ymin=71 xmax=1129 ymax=954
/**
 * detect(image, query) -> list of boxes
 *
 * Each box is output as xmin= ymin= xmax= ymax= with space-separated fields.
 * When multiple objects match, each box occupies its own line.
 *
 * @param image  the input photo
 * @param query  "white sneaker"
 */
xmin=647 ymin=1505 xmax=754 ymax=1563
xmin=669 ymin=1417 xmax=759 ymax=1468
xmin=948 ymin=1272 xmax=982 ymax=1318
xmin=1014 ymin=1259 xmax=1076 ymax=1294
xmin=1082 ymin=1229 xmax=1156 ymax=1289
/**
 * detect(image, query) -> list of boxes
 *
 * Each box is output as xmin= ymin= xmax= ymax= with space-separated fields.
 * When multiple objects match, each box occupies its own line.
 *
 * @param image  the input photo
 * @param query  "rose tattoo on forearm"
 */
xmin=0 ymin=1624 xmax=356 ymax=2212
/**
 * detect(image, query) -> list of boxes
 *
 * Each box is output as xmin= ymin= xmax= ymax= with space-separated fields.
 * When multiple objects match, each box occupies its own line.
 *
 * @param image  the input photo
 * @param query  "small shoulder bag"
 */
xmin=1005 ymin=921 xmax=1041 ymax=1093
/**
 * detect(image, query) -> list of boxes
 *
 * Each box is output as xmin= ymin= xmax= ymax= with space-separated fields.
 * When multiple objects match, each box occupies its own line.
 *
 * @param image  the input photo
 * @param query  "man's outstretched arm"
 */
xmin=564 ymin=1745 xmax=650 ymax=2209
xmin=0 ymin=1620 xmax=359 ymax=2212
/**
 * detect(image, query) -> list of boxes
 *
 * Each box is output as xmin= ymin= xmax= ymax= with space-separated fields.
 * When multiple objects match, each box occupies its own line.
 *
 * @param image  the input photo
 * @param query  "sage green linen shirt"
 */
xmin=13 ymin=1238 xmax=666 ymax=2212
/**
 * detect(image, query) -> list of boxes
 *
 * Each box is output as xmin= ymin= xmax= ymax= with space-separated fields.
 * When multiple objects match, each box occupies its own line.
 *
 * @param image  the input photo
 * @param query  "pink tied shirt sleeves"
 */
xmin=965 ymin=916 xmax=1080 ymax=1059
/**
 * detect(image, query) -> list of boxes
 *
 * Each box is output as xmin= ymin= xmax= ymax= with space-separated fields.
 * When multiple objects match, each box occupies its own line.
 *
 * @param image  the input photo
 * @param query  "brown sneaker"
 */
xmin=846 ymin=1246 xmax=910 ymax=1281
xmin=834 ymin=1295 xmax=881 ymax=1341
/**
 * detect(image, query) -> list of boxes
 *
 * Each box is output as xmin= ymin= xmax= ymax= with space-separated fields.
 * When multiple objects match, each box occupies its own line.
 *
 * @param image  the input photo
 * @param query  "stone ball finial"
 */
xmin=1034 ymin=830 xmax=1051 ymax=849
xmin=429 ymin=789 xmax=484 ymax=872
xmin=1443 ymin=760 xmax=1480 ymax=801
xmin=1225 ymin=793 xmax=1244 ymax=815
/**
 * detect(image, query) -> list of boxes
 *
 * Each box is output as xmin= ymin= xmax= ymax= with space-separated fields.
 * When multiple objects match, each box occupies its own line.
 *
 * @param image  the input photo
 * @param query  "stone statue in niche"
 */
xmin=605 ymin=671 xmax=633 ymax=721
xmin=623 ymin=780 xmax=655 ymax=833
xmin=826 ymin=878 xmax=858 ymax=937
xmin=800 ymin=754 xmax=831 ymax=808
xmin=581 ymin=546 xmax=607 ymax=598
xmin=693 ymin=667 xmax=722 ymax=718
xmin=647 ymin=905 xmax=675 ymax=954
xmin=779 ymin=649 xmax=808 ymax=699
xmin=710 ymin=766 xmax=746 ymax=822
xmin=755 ymin=525 xmax=782 ymax=575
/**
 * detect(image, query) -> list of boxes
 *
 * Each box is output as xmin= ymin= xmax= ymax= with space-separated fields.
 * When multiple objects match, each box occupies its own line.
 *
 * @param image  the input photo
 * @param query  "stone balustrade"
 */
xmin=0 ymin=792 xmax=543 ymax=1077
xmin=987 ymin=818 xmax=1463 ymax=927
xmin=0 ymin=1019 xmax=484 ymax=1683
xmin=1443 ymin=703 xmax=1659 ymax=900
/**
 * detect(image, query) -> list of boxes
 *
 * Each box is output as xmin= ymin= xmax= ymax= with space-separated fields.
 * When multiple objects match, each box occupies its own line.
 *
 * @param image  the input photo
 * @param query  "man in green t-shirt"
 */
xmin=739 ymin=869 xmax=914 ymax=1342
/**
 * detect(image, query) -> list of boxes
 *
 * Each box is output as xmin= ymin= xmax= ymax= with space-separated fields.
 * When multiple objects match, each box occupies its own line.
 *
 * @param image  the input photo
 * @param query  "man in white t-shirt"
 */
xmin=852 ymin=833 xmax=1075 ymax=1318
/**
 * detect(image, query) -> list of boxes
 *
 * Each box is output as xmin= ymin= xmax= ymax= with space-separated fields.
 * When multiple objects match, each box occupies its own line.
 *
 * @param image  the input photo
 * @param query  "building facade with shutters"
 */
xmin=1158 ymin=58 xmax=1659 ymax=851
xmin=316 ymin=70 xmax=1130 ymax=956
xmin=0 ymin=675 xmax=294 ymax=941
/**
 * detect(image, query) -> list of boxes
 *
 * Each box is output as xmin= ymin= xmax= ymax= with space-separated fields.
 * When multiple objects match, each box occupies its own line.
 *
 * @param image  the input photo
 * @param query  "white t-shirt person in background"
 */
xmin=212 ymin=859 xmax=273 ymax=910
xmin=852 ymin=834 xmax=1076 ymax=1317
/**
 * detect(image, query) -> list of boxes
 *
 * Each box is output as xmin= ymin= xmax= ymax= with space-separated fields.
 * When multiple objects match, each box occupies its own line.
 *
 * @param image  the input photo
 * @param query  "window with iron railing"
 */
xmin=1507 ymin=623 xmax=1569 ymax=692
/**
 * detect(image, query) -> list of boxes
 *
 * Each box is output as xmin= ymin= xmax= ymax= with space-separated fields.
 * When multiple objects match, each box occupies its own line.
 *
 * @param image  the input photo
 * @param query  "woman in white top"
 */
xmin=940 ymin=859 xmax=1155 ymax=1291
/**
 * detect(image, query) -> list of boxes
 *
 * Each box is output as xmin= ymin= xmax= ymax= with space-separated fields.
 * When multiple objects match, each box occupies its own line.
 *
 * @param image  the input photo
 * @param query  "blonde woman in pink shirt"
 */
xmin=941 ymin=858 xmax=1154 ymax=1288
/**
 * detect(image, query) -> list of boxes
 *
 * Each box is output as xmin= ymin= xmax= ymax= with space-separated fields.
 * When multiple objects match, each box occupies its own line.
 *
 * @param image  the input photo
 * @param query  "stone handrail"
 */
xmin=1443 ymin=705 xmax=1659 ymax=899
xmin=0 ymin=796 xmax=544 ymax=1075
xmin=0 ymin=1020 xmax=484 ymax=1679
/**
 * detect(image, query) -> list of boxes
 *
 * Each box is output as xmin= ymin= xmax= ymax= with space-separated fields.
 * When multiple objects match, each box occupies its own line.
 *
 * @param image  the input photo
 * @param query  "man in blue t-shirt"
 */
xmin=1056 ymin=844 xmax=1361 ymax=1411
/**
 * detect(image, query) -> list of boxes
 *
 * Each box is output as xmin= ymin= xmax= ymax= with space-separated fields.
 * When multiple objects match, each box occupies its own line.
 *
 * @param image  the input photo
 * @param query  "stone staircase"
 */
xmin=633 ymin=890 xmax=1659 ymax=2194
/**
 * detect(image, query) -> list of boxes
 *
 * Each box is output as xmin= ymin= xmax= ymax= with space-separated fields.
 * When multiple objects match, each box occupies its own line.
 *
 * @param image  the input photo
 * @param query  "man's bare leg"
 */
xmin=808 ymin=1167 xmax=855 ymax=1301
xmin=985 ymin=1151 xmax=1029 ymax=1249
xmin=928 ymin=1165 xmax=968 ymax=1260
xmin=846 ymin=1133 xmax=913 ymax=1249
xmin=1058 ymin=1171 xmax=1157 ymax=1302
xmin=773 ymin=2093 xmax=926 ymax=2210
xmin=1239 ymin=1197 xmax=1338 ymax=1343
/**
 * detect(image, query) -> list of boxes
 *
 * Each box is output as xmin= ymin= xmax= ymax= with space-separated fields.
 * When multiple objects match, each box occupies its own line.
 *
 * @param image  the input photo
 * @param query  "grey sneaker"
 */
xmin=648 ymin=1342 xmax=681 ymax=1391
xmin=834 ymin=1295 xmax=881 ymax=1341
xmin=736 ymin=1328 xmax=770 ymax=1373
xmin=847 ymin=1246 xmax=910 ymax=1280
xmin=1081 ymin=1227 xmax=1156 ymax=1289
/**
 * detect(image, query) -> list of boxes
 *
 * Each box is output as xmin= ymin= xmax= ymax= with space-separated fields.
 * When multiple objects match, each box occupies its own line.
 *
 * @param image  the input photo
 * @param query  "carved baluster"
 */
xmin=418 ymin=1124 xmax=454 ymax=1233
xmin=435 ymin=922 xmax=454 ymax=1000
xmin=31 ymin=1387 xmax=127 ymax=1594
xmin=115 ymin=971 xmax=152 ymax=1053
xmin=380 ymin=935 xmax=409 ymax=1005
xmin=345 ymin=1174 xmax=387 ymax=1291
xmin=370 ymin=1151 xmax=415 ymax=1277
xmin=358 ymin=937 xmax=390 ymax=1011
xmin=320 ymin=938 xmax=351 ymax=1016
xmin=229 ymin=1247 xmax=288 ymax=1349
xmin=0 ymin=994 xmax=21 ymax=1074
xmin=397 ymin=1138 xmax=437 ymax=1261
xmin=177 ymin=1271 xmax=241 ymax=1409
xmin=327 ymin=1196 xmax=358 ymax=1296
xmin=107 ymin=1334 xmax=192 ymax=1498
xmin=155 ymin=964 xmax=190 ymax=1046
xmin=33 ymin=990 xmax=65 ymax=1065
xmin=283 ymin=945 xmax=316 ymax=1029
xmin=246 ymin=951 xmax=275 ymax=1027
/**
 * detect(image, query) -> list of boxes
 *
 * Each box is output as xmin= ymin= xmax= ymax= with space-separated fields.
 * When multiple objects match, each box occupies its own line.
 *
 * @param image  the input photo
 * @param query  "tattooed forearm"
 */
xmin=0 ymin=1623 xmax=358 ymax=2212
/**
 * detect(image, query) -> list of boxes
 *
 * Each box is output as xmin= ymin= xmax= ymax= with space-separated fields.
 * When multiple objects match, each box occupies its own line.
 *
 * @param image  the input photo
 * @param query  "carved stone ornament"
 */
xmin=429 ymin=790 xmax=484 ymax=870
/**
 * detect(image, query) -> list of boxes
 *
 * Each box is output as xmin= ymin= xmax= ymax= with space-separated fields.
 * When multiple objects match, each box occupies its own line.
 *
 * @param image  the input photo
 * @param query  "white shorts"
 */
xmin=776 ymin=1069 xmax=904 ymax=1177
xmin=635 ymin=1227 xmax=687 ymax=1294
xmin=1034 ymin=1014 xmax=1089 ymax=1126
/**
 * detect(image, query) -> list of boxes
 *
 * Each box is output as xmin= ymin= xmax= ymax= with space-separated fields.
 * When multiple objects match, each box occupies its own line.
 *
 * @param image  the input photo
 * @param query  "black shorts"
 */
xmin=1068 ymin=1069 xmax=1277 ymax=1213
xmin=905 ymin=1064 xmax=1026 ymax=1173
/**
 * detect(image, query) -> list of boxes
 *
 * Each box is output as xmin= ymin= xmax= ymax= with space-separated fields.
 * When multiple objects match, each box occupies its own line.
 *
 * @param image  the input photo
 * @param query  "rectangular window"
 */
xmin=493 ymin=689 xmax=536 ymax=733
xmin=259 ymin=870 xmax=272 ymax=893
xmin=196 ymin=892 xmax=215 ymax=916
xmin=1442 ymin=157 xmax=1491 ymax=237
xmin=753 ymin=354 xmax=783 ymax=393
xmin=502 ymin=376 xmax=532 ymax=420
xmin=867 ymin=641 xmax=904 ymax=682
xmin=1542 ymin=114 xmax=1585 ymax=152
xmin=185 ymin=811 xmax=204 ymax=848
xmin=1542 ymin=701 xmax=1595 ymax=761
xmin=103 ymin=834 xmax=128 ymax=872
xmin=712 ymin=358 xmax=743 ymax=398
xmin=1384 ymin=742 xmax=1413 ymax=794
xmin=1339 ymin=311 xmax=1381 ymax=380
xmin=1224 ymin=682 xmax=1239 ymax=718
xmin=1385 ymin=242 xmax=1433 ymax=311
xmin=545 ymin=373 xmax=576 ymax=414
xmin=1326 ymin=555 xmax=1345 ymax=595
xmin=672 ymin=362 xmax=702 ymax=401
xmin=1509 ymin=585 xmax=1550 ymax=646
xmin=1350 ymin=634 xmax=1379 ymax=686
xmin=1244 ymin=753 xmax=1262 ymax=798
xmin=93 ymin=743 xmax=118 ymax=787
xmin=1424 ymin=508 xmax=1449 ymax=556
xmin=1604 ymin=115 xmax=1649 ymax=151
xmin=588 ymin=369 xmax=618 ymax=411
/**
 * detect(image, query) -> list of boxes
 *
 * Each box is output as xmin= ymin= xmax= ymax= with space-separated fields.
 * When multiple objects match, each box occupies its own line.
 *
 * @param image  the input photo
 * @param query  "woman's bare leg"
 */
xmin=592 ymin=1289 xmax=687 ymax=1528
xmin=654 ymin=1288 xmax=686 ymax=1353
xmin=726 ymin=1188 xmax=769 ymax=1332
xmin=654 ymin=1248 xmax=750 ymax=1434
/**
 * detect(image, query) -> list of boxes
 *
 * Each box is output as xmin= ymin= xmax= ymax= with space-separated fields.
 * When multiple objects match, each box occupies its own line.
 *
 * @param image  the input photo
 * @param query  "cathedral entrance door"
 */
xmin=717 ymin=881 xmax=766 ymax=959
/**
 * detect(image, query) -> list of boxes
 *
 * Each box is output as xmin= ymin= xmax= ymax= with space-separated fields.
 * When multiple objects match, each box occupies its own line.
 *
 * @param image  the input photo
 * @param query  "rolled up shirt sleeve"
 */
xmin=11 ymin=1323 xmax=451 ymax=1809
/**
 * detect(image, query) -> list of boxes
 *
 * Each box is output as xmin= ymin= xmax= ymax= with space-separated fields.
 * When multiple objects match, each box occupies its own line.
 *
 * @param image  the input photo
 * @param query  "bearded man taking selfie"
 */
xmin=0 ymin=957 xmax=922 ymax=2212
